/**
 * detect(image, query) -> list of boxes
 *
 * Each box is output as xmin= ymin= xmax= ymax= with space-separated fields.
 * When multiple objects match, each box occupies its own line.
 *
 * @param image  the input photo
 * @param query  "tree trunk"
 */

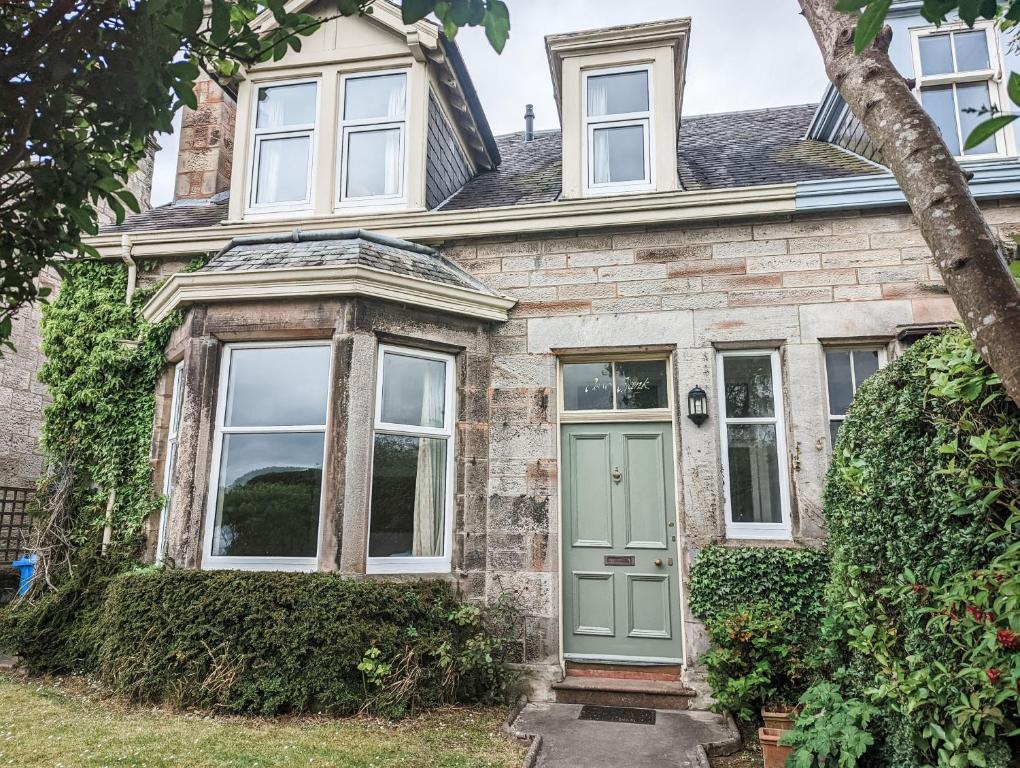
xmin=799 ymin=0 xmax=1020 ymax=407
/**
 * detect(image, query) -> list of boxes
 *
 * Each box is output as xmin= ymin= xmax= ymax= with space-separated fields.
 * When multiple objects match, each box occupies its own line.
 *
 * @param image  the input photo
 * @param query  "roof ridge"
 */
xmin=680 ymin=103 xmax=818 ymax=121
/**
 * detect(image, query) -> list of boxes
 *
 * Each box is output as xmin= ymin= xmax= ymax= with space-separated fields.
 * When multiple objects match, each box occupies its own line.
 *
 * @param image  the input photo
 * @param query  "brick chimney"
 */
xmin=175 ymin=72 xmax=236 ymax=201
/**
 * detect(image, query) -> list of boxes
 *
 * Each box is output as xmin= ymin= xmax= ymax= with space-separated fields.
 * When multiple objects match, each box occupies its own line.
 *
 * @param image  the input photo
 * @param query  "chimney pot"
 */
xmin=524 ymin=104 xmax=535 ymax=142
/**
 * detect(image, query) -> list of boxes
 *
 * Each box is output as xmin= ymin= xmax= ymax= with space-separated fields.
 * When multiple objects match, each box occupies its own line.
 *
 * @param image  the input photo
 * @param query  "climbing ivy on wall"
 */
xmin=37 ymin=259 xmax=181 ymax=562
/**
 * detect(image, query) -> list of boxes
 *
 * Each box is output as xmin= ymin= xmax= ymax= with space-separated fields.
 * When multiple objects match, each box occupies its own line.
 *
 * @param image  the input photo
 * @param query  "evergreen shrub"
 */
xmin=95 ymin=569 xmax=515 ymax=716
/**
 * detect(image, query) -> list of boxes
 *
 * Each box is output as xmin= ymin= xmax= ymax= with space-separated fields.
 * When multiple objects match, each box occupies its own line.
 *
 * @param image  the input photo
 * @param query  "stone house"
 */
xmin=81 ymin=1 xmax=1020 ymax=703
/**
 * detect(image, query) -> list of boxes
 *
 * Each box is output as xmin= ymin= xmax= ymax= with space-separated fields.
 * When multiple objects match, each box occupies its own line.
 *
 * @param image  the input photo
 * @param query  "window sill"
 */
xmin=582 ymin=184 xmax=656 ymax=198
xmin=202 ymin=557 xmax=318 ymax=572
xmin=724 ymin=524 xmax=792 ymax=541
xmin=366 ymin=557 xmax=452 ymax=575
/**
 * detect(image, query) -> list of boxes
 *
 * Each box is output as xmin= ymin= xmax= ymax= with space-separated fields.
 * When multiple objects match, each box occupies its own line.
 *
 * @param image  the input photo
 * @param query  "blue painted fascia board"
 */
xmin=795 ymin=159 xmax=1020 ymax=211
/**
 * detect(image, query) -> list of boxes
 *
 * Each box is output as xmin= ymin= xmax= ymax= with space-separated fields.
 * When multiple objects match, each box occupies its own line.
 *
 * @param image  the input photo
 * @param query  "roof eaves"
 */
xmin=439 ymin=35 xmax=501 ymax=167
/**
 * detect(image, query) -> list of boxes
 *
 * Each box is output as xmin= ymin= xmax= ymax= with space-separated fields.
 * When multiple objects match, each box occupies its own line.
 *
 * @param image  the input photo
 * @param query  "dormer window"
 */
xmin=911 ymin=24 xmax=1009 ymax=157
xmin=339 ymin=71 xmax=408 ymax=206
xmin=584 ymin=66 xmax=654 ymax=195
xmin=249 ymin=80 xmax=318 ymax=210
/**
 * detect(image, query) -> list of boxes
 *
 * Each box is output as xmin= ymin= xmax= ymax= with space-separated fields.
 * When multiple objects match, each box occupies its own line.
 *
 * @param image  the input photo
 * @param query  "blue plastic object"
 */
xmin=11 ymin=554 xmax=37 ymax=597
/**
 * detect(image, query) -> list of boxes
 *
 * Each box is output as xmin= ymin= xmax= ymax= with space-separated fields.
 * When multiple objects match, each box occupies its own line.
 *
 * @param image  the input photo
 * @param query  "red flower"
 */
xmin=997 ymin=629 xmax=1019 ymax=651
xmin=967 ymin=605 xmax=985 ymax=622
xmin=987 ymin=668 xmax=1002 ymax=684
xmin=911 ymin=584 xmax=927 ymax=594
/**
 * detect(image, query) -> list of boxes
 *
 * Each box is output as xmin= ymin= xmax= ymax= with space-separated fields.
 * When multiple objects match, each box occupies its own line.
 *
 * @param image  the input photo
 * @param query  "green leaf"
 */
xmin=210 ymin=0 xmax=230 ymax=44
xmin=483 ymin=0 xmax=510 ymax=53
xmin=115 ymin=189 xmax=141 ymax=215
xmin=1007 ymin=73 xmax=1020 ymax=108
xmin=963 ymin=114 xmax=1018 ymax=151
xmin=968 ymin=749 xmax=987 ymax=767
xmin=182 ymin=0 xmax=204 ymax=34
xmin=854 ymin=0 xmax=893 ymax=54
xmin=401 ymin=0 xmax=434 ymax=23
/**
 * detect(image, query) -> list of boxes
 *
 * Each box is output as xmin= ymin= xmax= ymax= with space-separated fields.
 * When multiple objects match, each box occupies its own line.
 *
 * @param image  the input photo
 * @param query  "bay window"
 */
xmin=717 ymin=350 xmax=792 ymax=539
xmin=584 ymin=66 xmax=653 ymax=195
xmin=339 ymin=71 xmax=408 ymax=205
xmin=368 ymin=345 xmax=454 ymax=573
xmin=248 ymin=80 xmax=318 ymax=210
xmin=155 ymin=361 xmax=184 ymax=563
xmin=824 ymin=347 xmax=886 ymax=448
xmin=204 ymin=343 xmax=331 ymax=570
xmin=911 ymin=24 xmax=1008 ymax=157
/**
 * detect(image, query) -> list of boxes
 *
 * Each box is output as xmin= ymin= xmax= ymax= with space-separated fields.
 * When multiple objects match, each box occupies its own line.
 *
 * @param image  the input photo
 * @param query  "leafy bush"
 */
xmin=688 ymin=545 xmax=830 ymax=637
xmin=689 ymin=546 xmax=829 ymax=718
xmin=94 ymin=569 xmax=515 ymax=716
xmin=781 ymin=682 xmax=877 ymax=768
xmin=701 ymin=602 xmax=816 ymax=720
xmin=805 ymin=329 xmax=1020 ymax=767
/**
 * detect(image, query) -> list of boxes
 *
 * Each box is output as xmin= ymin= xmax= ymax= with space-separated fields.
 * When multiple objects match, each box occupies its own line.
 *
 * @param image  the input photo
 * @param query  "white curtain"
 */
xmin=412 ymin=366 xmax=445 ymax=557
xmin=256 ymin=140 xmax=283 ymax=203
xmin=592 ymin=129 xmax=611 ymax=184
xmin=382 ymin=129 xmax=401 ymax=196
xmin=386 ymin=76 xmax=406 ymax=118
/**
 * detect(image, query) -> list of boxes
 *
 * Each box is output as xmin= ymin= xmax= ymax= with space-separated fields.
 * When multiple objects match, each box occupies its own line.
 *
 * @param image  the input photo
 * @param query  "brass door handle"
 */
xmin=611 ymin=467 xmax=622 ymax=483
xmin=654 ymin=559 xmax=663 ymax=567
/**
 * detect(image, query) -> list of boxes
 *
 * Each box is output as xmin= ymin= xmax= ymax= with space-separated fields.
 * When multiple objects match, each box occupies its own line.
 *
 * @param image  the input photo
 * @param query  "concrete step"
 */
xmin=552 ymin=675 xmax=696 ymax=710
xmin=565 ymin=660 xmax=682 ymax=682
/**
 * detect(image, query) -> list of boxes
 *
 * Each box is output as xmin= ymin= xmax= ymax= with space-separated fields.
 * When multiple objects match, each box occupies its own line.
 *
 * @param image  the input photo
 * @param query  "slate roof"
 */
xmin=200 ymin=229 xmax=501 ymax=295
xmin=100 ymin=103 xmax=883 ymax=232
xmin=440 ymin=104 xmax=881 ymax=210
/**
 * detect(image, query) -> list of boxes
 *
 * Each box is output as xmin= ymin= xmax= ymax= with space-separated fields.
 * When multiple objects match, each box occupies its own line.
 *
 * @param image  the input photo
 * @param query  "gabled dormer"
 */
xmin=226 ymin=0 xmax=498 ymax=222
xmin=545 ymin=19 xmax=690 ymax=199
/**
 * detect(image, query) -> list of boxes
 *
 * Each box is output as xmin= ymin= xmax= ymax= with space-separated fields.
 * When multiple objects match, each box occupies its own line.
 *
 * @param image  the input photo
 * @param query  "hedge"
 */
xmin=688 ymin=545 xmax=830 ymax=633
xmin=94 ymin=570 xmax=513 ymax=716
xmin=794 ymin=329 xmax=1020 ymax=767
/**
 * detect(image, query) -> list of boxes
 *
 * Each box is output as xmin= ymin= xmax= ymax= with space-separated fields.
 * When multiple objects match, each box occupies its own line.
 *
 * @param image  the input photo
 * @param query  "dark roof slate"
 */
xmin=101 ymin=104 xmax=883 ymax=231
xmin=200 ymin=230 xmax=500 ymax=295
xmin=100 ymin=196 xmax=228 ymax=234
xmin=441 ymin=104 xmax=881 ymax=210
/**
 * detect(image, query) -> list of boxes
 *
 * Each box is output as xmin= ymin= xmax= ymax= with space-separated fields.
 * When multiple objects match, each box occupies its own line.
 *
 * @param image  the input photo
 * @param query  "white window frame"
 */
xmin=367 ymin=344 xmax=456 ymax=575
xmin=582 ymin=64 xmax=655 ymax=197
xmin=557 ymin=355 xmax=673 ymax=424
xmin=716 ymin=349 xmax=792 ymax=540
xmin=909 ymin=21 xmax=1013 ymax=159
xmin=336 ymin=69 xmax=409 ymax=209
xmin=246 ymin=78 xmax=320 ymax=214
xmin=202 ymin=341 xmax=331 ymax=571
xmin=155 ymin=361 xmax=185 ymax=564
xmin=823 ymin=346 xmax=888 ymax=450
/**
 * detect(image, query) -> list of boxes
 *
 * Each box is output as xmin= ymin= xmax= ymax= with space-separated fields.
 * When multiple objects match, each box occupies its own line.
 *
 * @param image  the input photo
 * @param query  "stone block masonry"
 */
xmin=442 ymin=200 xmax=1020 ymax=669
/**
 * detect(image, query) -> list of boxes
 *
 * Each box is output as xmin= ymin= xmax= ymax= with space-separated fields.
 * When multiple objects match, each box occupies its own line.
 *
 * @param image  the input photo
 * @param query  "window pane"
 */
xmin=563 ymin=362 xmax=613 ymax=411
xmin=722 ymin=356 xmax=775 ymax=419
xmin=587 ymin=70 xmax=649 ymax=116
xmin=256 ymin=82 xmax=317 ymax=129
xmin=825 ymin=351 xmax=854 ymax=417
xmin=592 ymin=125 xmax=645 ymax=185
xmin=344 ymin=73 xmax=406 ymax=120
xmin=255 ymin=136 xmax=310 ymax=204
xmin=957 ymin=82 xmax=997 ymax=155
xmin=954 ymin=30 xmax=990 ymax=72
xmin=921 ymin=86 xmax=961 ymax=156
xmin=211 ymin=432 xmax=324 ymax=558
xmin=380 ymin=352 xmax=446 ymax=428
xmin=345 ymin=128 xmax=402 ymax=198
xmin=369 ymin=434 xmax=446 ymax=557
xmin=225 ymin=346 xmax=330 ymax=427
xmin=852 ymin=350 xmax=881 ymax=387
xmin=727 ymin=424 xmax=782 ymax=524
xmin=829 ymin=420 xmax=842 ymax=449
xmin=919 ymin=34 xmax=954 ymax=76
xmin=615 ymin=361 xmax=668 ymax=410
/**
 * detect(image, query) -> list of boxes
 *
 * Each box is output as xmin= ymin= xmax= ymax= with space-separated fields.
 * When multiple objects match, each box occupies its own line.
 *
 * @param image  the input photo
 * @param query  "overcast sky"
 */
xmin=150 ymin=1 xmax=829 ymax=206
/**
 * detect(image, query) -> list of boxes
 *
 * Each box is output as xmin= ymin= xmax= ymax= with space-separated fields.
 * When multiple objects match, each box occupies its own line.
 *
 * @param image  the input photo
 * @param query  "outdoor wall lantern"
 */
xmin=687 ymin=385 xmax=709 ymax=426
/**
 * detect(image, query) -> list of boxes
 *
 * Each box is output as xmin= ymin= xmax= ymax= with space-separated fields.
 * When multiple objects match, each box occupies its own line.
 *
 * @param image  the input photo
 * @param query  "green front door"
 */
xmin=561 ymin=422 xmax=683 ymax=662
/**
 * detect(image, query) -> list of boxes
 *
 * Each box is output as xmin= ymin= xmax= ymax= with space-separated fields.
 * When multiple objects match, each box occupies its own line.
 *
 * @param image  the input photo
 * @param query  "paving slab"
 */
xmin=512 ymin=702 xmax=737 ymax=768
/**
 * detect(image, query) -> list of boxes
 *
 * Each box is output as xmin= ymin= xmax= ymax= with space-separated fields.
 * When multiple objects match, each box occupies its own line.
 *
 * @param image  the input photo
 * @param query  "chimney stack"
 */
xmin=524 ymin=104 xmax=535 ymax=142
xmin=174 ymin=72 xmax=236 ymax=201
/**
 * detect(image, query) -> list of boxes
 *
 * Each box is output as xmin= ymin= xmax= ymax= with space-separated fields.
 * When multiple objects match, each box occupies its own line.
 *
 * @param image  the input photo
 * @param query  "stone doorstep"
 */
xmin=552 ymin=675 xmax=697 ymax=711
xmin=564 ymin=660 xmax=682 ymax=682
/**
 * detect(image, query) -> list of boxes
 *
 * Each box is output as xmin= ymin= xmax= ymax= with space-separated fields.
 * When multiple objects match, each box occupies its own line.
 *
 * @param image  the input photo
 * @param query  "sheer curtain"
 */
xmin=382 ymin=130 xmax=401 ymax=196
xmin=412 ymin=366 xmax=445 ymax=556
xmin=588 ymin=79 xmax=611 ymax=184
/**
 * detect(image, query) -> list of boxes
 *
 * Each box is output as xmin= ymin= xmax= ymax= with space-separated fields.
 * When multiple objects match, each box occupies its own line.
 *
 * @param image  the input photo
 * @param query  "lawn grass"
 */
xmin=0 ymin=673 xmax=525 ymax=767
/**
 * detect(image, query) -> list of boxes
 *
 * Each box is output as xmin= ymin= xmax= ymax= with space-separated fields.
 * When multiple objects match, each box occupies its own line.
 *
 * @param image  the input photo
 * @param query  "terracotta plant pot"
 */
xmin=759 ymin=727 xmax=793 ymax=768
xmin=761 ymin=706 xmax=799 ymax=730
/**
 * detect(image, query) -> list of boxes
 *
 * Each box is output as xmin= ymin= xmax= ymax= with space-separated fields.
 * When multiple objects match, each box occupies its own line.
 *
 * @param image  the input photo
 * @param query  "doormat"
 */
xmin=578 ymin=705 xmax=656 ymax=725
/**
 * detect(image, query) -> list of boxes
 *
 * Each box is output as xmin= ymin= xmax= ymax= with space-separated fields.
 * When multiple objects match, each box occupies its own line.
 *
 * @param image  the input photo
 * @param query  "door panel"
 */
xmin=562 ymin=421 xmax=682 ymax=662
xmin=568 ymin=432 xmax=613 ymax=547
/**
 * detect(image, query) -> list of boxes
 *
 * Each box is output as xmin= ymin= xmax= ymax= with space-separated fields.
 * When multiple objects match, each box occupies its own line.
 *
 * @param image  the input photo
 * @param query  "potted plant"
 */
xmin=759 ymin=726 xmax=794 ymax=768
